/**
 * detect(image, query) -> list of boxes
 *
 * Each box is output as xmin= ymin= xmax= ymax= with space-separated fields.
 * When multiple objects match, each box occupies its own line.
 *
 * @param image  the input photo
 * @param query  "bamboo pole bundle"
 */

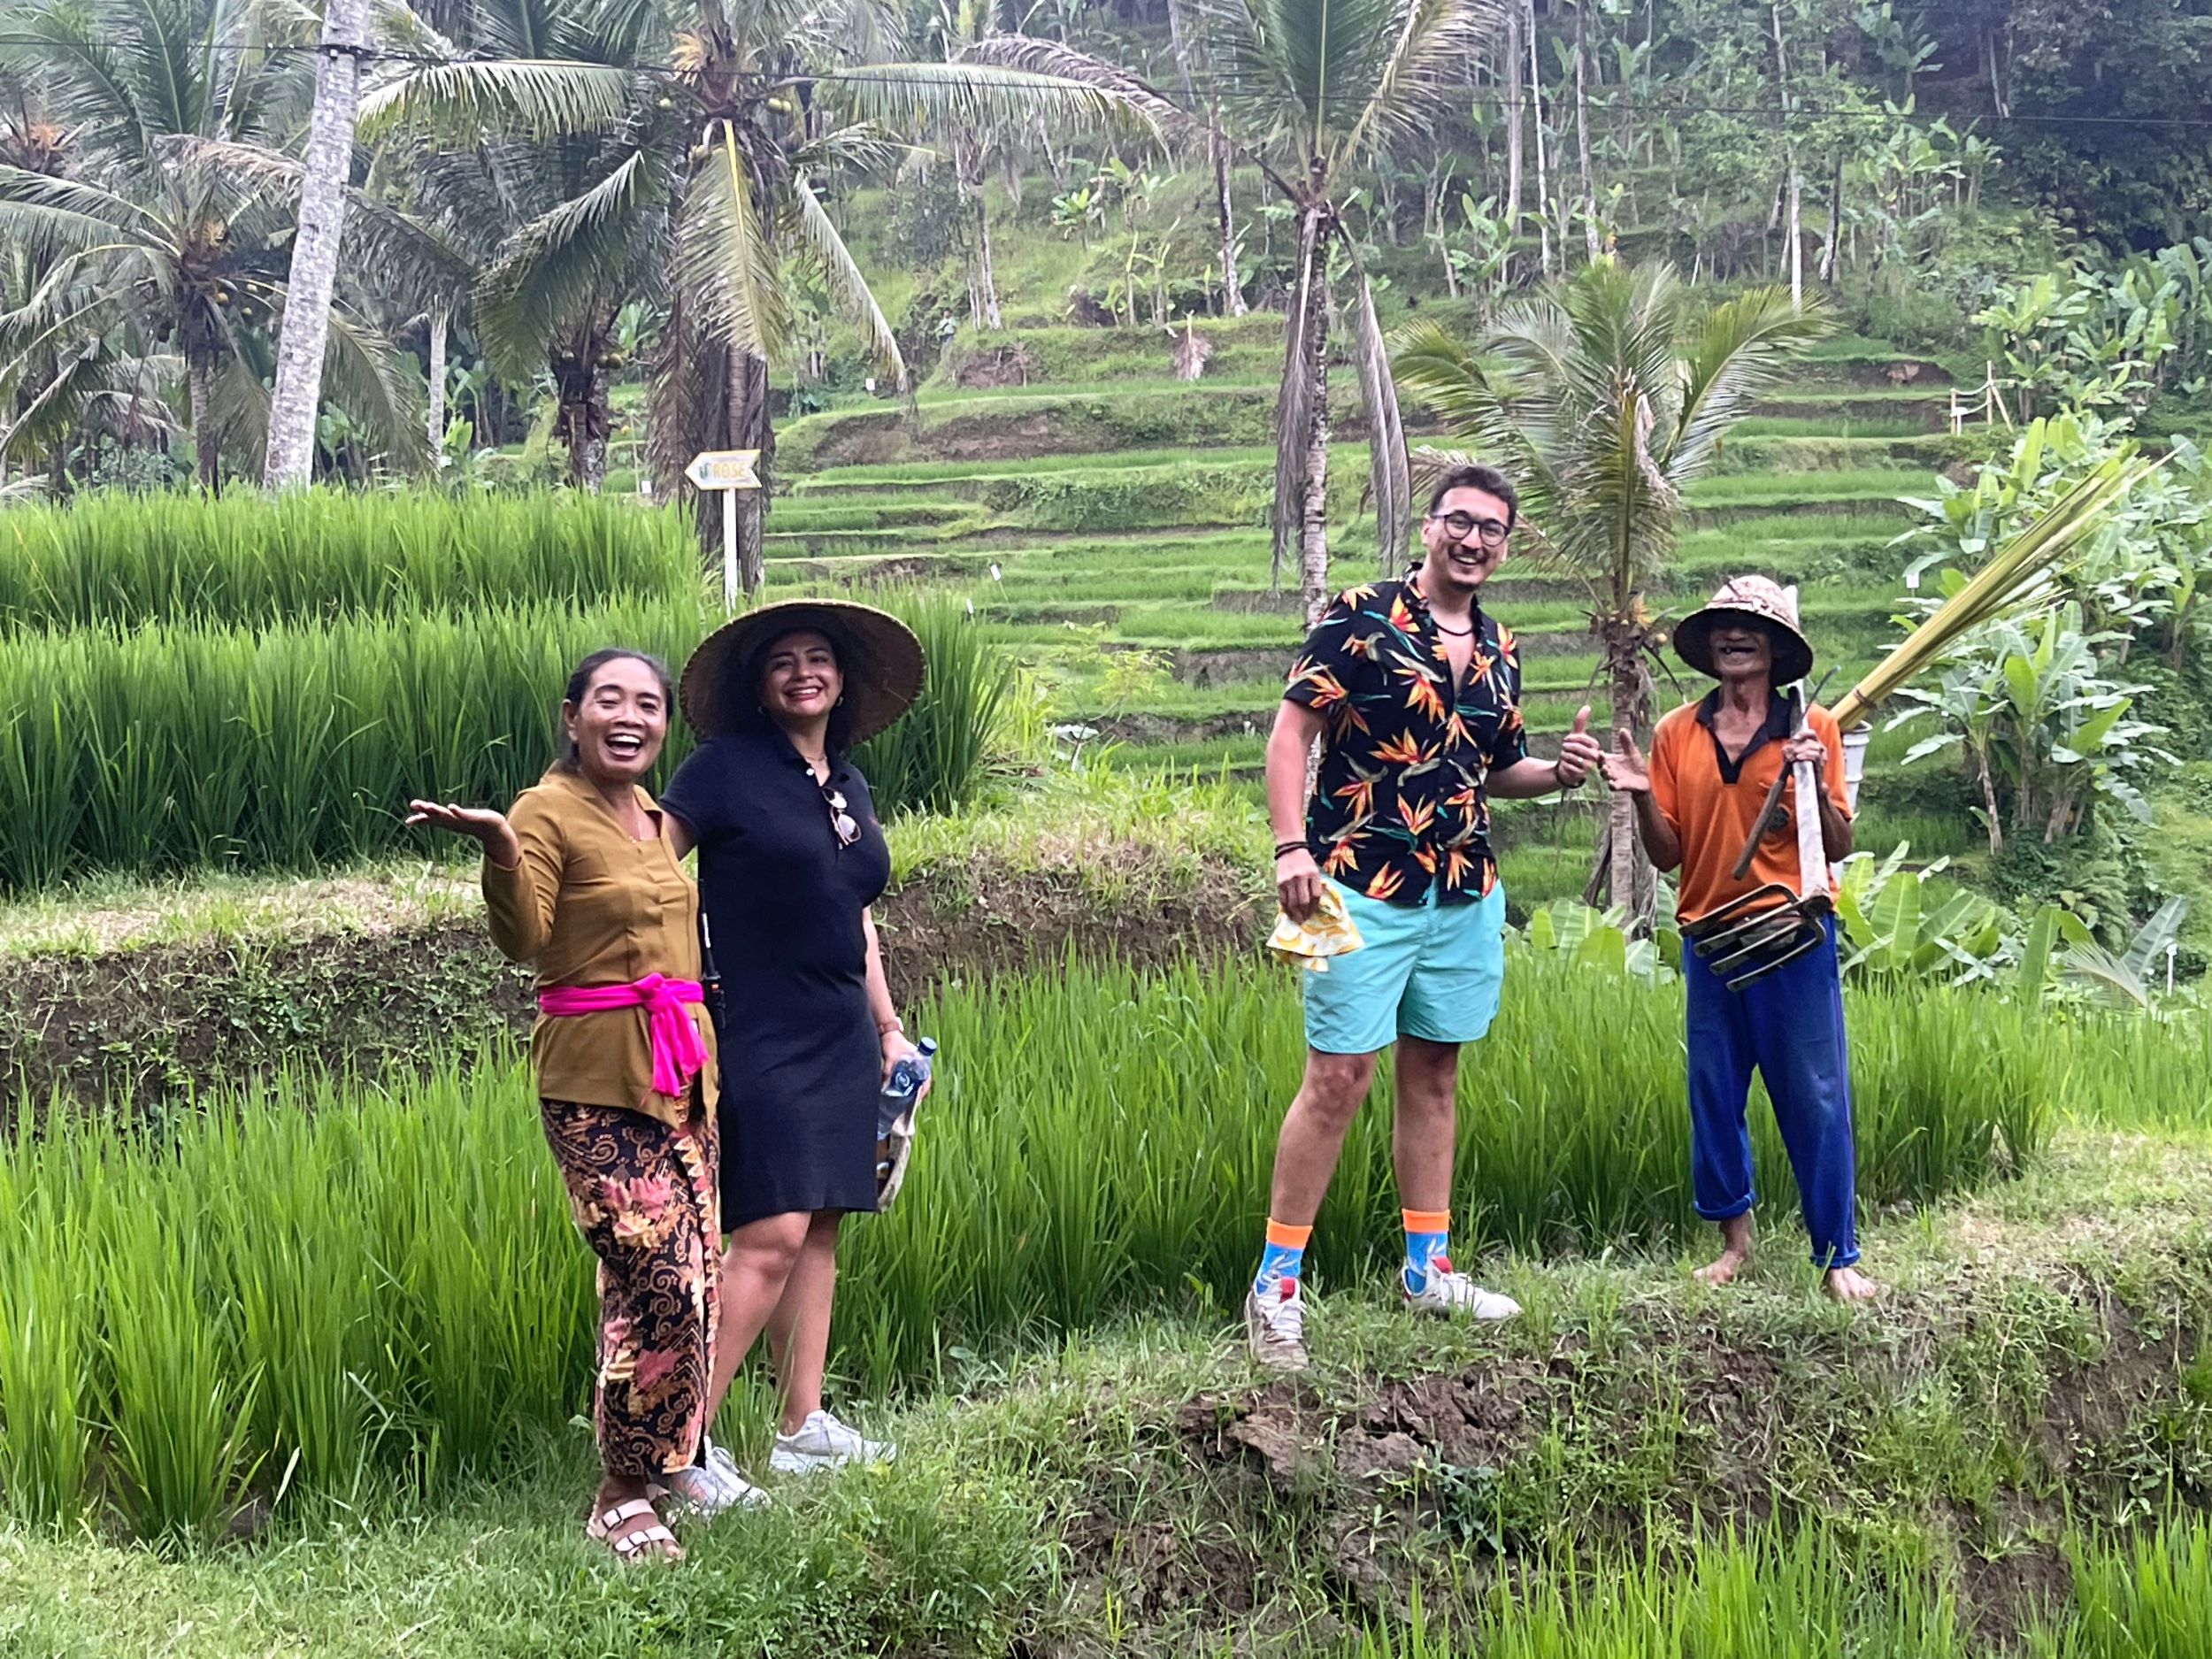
xmin=1832 ymin=453 xmax=2157 ymax=729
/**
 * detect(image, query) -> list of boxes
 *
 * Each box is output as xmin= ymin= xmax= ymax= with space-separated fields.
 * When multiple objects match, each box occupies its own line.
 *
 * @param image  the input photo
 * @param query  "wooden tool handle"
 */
xmin=1730 ymin=769 xmax=1789 ymax=881
xmin=1793 ymin=754 xmax=1830 ymax=902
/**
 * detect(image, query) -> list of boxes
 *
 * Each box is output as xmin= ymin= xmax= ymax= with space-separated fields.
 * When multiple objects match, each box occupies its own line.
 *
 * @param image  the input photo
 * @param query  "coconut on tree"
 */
xmin=1394 ymin=257 xmax=1832 ymax=918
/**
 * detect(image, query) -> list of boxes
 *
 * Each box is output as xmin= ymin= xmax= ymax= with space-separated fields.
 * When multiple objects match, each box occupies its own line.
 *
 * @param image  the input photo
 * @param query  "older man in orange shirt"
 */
xmin=1601 ymin=577 xmax=1880 ymax=1305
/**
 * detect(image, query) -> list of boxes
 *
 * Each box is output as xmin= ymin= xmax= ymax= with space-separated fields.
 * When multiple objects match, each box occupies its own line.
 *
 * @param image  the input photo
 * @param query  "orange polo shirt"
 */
xmin=1649 ymin=690 xmax=1853 ymax=926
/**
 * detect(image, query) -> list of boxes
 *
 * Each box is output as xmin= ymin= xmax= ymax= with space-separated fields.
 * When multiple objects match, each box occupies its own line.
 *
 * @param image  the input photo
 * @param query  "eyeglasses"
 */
xmin=821 ymin=783 xmax=860 ymax=849
xmin=1428 ymin=511 xmax=1512 ymax=546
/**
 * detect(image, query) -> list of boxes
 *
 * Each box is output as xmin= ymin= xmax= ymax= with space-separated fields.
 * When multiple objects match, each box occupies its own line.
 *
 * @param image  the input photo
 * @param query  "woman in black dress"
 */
xmin=661 ymin=600 xmax=929 ymax=1481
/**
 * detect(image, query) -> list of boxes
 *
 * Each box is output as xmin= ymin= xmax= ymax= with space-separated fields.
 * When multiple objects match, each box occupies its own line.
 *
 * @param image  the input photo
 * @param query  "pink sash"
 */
xmin=538 ymin=974 xmax=708 ymax=1098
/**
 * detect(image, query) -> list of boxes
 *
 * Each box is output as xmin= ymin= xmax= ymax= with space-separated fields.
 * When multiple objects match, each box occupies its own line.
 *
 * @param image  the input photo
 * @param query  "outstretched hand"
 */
xmin=1554 ymin=704 xmax=1602 ymax=787
xmin=406 ymin=799 xmax=521 ymax=867
xmin=1596 ymin=728 xmax=1651 ymax=795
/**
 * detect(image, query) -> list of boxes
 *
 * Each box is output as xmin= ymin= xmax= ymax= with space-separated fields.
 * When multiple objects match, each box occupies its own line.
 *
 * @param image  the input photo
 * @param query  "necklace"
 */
xmin=1432 ymin=618 xmax=1474 ymax=637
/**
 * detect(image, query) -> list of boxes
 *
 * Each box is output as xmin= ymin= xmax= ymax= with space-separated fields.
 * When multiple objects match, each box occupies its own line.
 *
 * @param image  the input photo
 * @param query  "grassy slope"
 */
xmin=735 ymin=189 xmax=2003 ymax=914
xmin=4 ymin=1126 xmax=2207 ymax=1657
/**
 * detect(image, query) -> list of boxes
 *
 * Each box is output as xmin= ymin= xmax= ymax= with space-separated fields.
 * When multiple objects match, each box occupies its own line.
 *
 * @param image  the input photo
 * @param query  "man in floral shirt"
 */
xmin=1247 ymin=465 xmax=1603 ymax=1371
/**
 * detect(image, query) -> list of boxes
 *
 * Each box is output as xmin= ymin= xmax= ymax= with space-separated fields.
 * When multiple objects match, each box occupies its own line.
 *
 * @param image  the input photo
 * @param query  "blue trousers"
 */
xmin=1682 ymin=913 xmax=1860 ymax=1269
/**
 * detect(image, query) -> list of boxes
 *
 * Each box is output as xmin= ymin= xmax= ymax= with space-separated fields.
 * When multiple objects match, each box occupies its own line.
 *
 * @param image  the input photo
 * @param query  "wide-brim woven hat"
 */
xmin=680 ymin=599 xmax=926 ymax=743
xmin=1673 ymin=575 xmax=1816 ymax=685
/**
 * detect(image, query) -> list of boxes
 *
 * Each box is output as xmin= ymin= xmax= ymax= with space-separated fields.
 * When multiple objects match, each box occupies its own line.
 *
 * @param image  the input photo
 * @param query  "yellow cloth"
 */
xmin=1265 ymin=884 xmax=1365 ymax=972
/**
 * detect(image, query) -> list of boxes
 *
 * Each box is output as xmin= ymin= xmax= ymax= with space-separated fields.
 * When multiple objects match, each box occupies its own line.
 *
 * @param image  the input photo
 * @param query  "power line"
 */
xmin=4 ymin=38 xmax=2212 ymax=129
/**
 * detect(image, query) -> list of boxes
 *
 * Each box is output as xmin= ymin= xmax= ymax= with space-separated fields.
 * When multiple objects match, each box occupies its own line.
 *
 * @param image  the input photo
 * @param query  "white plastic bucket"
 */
xmin=1841 ymin=723 xmax=1872 ymax=813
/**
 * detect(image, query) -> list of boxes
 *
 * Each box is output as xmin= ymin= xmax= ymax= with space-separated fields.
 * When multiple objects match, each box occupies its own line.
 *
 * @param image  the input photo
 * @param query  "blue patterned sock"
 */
xmin=1254 ymin=1219 xmax=1311 ymax=1298
xmin=1402 ymin=1210 xmax=1449 ymax=1294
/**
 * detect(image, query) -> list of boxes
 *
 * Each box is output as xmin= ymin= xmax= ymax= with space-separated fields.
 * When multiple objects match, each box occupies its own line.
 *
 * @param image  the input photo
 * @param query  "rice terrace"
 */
xmin=4 ymin=0 xmax=2212 ymax=1653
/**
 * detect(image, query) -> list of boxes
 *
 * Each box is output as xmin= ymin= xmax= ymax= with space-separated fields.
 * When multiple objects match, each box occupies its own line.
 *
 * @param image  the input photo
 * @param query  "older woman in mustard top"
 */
xmin=409 ymin=648 xmax=753 ymax=1563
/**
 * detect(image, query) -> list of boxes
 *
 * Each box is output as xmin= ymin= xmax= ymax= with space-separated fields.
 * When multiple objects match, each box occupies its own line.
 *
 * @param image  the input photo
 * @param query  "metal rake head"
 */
xmin=1687 ymin=884 xmax=1828 ymax=992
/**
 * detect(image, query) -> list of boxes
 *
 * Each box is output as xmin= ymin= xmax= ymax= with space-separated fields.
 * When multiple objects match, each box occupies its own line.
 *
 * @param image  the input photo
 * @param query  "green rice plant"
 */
xmin=1351 ymin=1524 xmax=1964 ymax=1657
xmin=0 ymin=491 xmax=699 ymax=633
xmin=2031 ymin=1518 xmax=2212 ymax=1658
xmin=92 ymin=1192 xmax=269 ymax=1543
xmin=3 ymin=963 xmax=2185 ymax=1536
xmin=0 ymin=1148 xmax=94 ymax=1525
xmin=0 ymin=1062 xmax=592 ymax=1533
xmin=834 ymin=955 xmax=2068 ymax=1383
xmin=0 ymin=592 xmax=1013 ymax=887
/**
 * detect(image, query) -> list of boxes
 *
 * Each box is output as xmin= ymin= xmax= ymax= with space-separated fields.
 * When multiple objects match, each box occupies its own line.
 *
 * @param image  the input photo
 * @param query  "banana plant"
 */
xmin=1517 ymin=898 xmax=1677 ymax=983
xmin=1833 ymin=844 xmax=2101 ymax=998
xmin=2057 ymin=896 xmax=2193 ymax=1010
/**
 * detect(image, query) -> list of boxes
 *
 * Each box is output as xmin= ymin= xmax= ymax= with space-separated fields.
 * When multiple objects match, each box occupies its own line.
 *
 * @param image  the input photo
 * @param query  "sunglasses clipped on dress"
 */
xmin=820 ymin=780 xmax=860 ymax=848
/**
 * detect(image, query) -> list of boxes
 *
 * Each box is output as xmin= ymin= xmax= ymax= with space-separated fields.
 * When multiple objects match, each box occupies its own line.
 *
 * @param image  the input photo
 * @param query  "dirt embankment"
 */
xmin=2 ymin=862 xmax=1263 ymax=1110
xmin=1059 ymin=1244 xmax=2212 ymax=1654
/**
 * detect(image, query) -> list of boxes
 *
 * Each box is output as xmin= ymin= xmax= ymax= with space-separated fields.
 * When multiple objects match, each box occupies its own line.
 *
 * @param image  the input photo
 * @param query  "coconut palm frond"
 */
xmin=954 ymin=37 xmax=1197 ymax=140
xmin=1205 ymin=0 xmax=1402 ymax=143
xmin=820 ymin=58 xmax=1172 ymax=145
xmin=1349 ymin=268 xmax=1410 ymax=574
xmin=1339 ymin=0 xmax=1499 ymax=166
xmin=321 ymin=304 xmax=434 ymax=474
xmin=358 ymin=58 xmax=640 ymax=143
xmin=787 ymin=173 xmax=904 ymax=384
xmin=477 ymin=146 xmax=663 ymax=378
xmin=1 ymin=2 xmax=157 ymax=167
xmin=205 ymin=349 xmax=273 ymax=474
xmin=792 ymin=121 xmax=910 ymax=181
xmin=371 ymin=0 xmax=461 ymax=61
xmin=1669 ymin=283 xmax=1835 ymax=476
xmin=1391 ymin=317 xmax=1494 ymax=440
xmin=679 ymin=122 xmax=795 ymax=365
xmin=0 ymin=166 xmax=170 ymax=260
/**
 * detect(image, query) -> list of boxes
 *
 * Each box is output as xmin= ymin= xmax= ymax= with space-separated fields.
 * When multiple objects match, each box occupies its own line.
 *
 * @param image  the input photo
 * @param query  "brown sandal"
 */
xmin=586 ymin=1496 xmax=684 ymax=1563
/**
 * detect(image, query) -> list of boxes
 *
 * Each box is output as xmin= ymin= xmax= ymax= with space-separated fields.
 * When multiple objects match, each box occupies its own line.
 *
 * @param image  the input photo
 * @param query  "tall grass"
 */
xmin=0 ymin=592 xmax=1010 ymax=887
xmin=1353 ymin=1525 xmax=1966 ymax=1657
xmin=0 ymin=1064 xmax=594 ymax=1542
xmin=2032 ymin=1520 xmax=2212 ymax=1658
xmin=0 ymin=491 xmax=698 ymax=631
xmin=1352 ymin=1519 xmax=2212 ymax=1659
xmin=0 ymin=957 xmax=2125 ymax=1535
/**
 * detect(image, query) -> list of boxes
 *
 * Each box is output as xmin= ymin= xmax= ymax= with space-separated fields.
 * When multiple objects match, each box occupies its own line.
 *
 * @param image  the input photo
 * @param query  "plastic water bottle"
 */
xmin=879 ymin=1038 xmax=937 ymax=1139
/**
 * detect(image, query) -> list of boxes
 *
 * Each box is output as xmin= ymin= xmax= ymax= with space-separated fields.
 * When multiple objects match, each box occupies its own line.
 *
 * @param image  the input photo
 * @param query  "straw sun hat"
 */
xmin=1672 ymin=575 xmax=1816 ymax=685
xmin=680 ymin=599 xmax=926 ymax=743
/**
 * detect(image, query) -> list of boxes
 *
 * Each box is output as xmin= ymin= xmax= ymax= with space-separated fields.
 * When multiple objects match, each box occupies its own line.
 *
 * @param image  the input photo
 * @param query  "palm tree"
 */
xmin=263 ymin=0 xmax=376 ymax=490
xmin=362 ymin=0 xmax=1152 ymax=585
xmin=1394 ymin=257 xmax=1832 ymax=917
xmin=969 ymin=0 xmax=1502 ymax=623
xmin=0 ymin=0 xmax=421 ymax=488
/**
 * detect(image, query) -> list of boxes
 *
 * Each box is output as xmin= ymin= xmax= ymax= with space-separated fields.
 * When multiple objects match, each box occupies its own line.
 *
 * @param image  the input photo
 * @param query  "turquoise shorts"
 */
xmin=1303 ymin=879 xmax=1508 ymax=1056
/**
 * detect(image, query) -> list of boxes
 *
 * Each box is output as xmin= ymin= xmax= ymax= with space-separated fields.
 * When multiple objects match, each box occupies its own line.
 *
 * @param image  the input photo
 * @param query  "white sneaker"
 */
xmin=769 ymin=1409 xmax=896 ymax=1476
xmin=1244 ymin=1279 xmax=1310 ymax=1371
xmin=684 ymin=1438 xmax=770 ymax=1509
xmin=1403 ymin=1261 xmax=1522 ymax=1321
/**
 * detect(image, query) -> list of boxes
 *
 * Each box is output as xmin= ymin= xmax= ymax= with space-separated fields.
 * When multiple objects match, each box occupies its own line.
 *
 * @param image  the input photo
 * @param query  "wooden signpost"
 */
xmin=686 ymin=449 xmax=763 ymax=607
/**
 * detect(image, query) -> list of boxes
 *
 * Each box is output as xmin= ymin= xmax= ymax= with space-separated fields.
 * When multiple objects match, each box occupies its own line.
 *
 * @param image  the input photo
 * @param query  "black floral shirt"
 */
xmin=1283 ymin=572 xmax=1528 ymax=906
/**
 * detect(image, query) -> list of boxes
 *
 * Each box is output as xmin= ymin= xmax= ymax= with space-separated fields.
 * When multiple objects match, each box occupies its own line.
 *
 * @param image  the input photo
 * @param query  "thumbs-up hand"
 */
xmin=1596 ymin=727 xmax=1651 ymax=795
xmin=1552 ymin=703 xmax=1603 ymax=789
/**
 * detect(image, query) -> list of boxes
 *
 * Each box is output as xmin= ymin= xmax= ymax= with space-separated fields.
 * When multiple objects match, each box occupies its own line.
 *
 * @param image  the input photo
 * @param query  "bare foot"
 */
xmin=1823 ymin=1265 xmax=1882 ymax=1305
xmin=1693 ymin=1215 xmax=1755 ymax=1286
xmin=1694 ymin=1247 xmax=1752 ymax=1286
